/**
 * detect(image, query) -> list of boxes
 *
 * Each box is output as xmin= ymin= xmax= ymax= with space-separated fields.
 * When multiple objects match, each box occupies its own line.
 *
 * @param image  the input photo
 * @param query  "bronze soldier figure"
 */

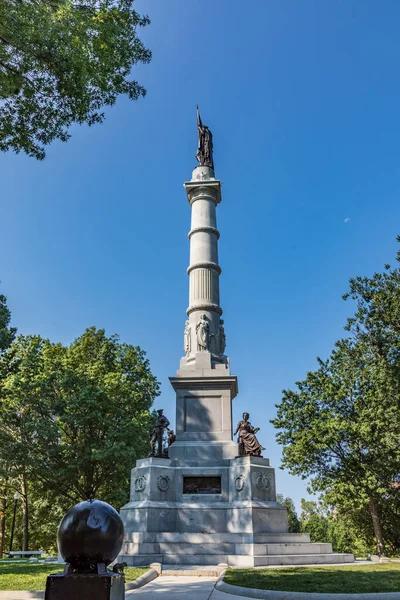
xmin=149 ymin=409 xmax=170 ymax=458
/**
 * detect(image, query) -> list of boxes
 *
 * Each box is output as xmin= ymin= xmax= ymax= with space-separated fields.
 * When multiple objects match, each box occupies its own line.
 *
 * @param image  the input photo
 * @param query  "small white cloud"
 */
xmin=344 ymin=217 xmax=350 ymax=223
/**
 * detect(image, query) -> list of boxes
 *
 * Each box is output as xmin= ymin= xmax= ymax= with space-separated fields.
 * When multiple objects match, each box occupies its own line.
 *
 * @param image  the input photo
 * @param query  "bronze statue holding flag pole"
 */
xmin=196 ymin=106 xmax=214 ymax=170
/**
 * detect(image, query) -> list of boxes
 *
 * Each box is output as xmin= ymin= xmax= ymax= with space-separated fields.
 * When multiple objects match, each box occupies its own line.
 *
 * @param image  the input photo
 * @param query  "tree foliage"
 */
xmin=0 ymin=292 xmax=16 ymax=353
xmin=0 ymin=327 xmax=159 ymax=510
xmin=0 ymin=289 xmax=16 ymax=556
xmin=276 ymin=495 xmax=377 ymax=556
xmin=300 ymin=499 xmax=329 ymax=546
xmin=277 ymin=494 xmax=301 ymax=533
xmin=271 ymin=240 xmax=400 ymax=555
xmin=300 ymin=499 xmax=376 ymax=556
xmin=0 ymin=0 xmax=151 ymax=159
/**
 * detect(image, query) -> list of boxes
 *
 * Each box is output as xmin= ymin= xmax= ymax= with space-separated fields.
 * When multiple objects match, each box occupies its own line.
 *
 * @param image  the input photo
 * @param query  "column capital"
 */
xmin=184 ymin=165 xmax=222 ymax=205
xmin=184 ymin=181 xmax=222 ymax=205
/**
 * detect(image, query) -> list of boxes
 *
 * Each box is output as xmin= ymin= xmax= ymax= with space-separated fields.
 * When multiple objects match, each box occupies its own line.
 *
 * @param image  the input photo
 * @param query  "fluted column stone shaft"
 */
xmin=179 ymin=165 xmax=228 ymax=371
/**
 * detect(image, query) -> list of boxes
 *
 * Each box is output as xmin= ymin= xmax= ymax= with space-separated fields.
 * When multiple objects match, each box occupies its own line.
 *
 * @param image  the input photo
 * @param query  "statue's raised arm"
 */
xmin=195 ymin=106 xmax=214 ymax=170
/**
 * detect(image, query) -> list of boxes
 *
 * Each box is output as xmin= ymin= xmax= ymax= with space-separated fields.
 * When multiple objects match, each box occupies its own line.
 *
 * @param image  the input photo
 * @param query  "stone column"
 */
xmin=180 ymin=164 xmax=227 ymax=372
xmin=171 ymin=163 xmax=237 ymax=462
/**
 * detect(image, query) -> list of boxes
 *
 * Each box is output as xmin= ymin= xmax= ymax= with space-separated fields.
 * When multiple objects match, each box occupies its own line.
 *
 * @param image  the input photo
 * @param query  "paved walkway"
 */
xmin=126 ymin=575 xmax=218 ymax=599
xmin=0 ymin=580 xmax=236 ymax=600
xmin=3 ymin=576 xmax=400 ymax=600
xmin=125 ymin=574 xmax=400 ymax=600
xmin=125 ymin=575 xmax=263 ymax=600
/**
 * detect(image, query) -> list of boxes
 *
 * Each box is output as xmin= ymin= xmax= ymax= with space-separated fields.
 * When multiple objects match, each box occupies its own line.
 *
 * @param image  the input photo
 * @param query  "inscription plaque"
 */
xmin=183 ymin=476 xmax=221 ymax=494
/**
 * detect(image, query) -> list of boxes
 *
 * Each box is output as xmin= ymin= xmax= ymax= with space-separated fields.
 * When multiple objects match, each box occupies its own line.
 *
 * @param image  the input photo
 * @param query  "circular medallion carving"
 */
xmin=133 ymin=475 xmax=146 ymax=493
xmin=234 ymin=475 xmax=245 ymax=492
xmin=255 ymin=472 xmax=272 ymax=491
xmin=157 ymin=475 xmax=170 ymax=492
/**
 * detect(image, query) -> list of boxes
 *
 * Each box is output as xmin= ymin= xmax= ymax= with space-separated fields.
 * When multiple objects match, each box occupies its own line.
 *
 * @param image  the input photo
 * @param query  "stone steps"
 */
xmin=121 ymin=541 xmax=333 ymax=556
xmin=120 ymin=529 xmax=354 ymax=567
xmin=161 ymin=565 xmax=224 ymax=577
xmin=161 ymin=568 xmax=220 ymax=576
xmin=123 ymin=531 xmax=312 ymax=544
xmin=122 ymin=554 xmax=164 ymax=566
xmin=120 ymin=530 xmax=354 ymax=567
xmin=241 ymin=553 xmax=355 ymax=567
xmin=120 ymin=551 xmax=354 ymax=567
xmin=256 ymin=543 xmax=333 ymax=555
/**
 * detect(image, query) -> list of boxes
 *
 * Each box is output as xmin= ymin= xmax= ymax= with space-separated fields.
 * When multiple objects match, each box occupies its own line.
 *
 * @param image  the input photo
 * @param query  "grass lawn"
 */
xmin=224 ymin=562 xmax=400 ymax=594
xmin=124 ymin=567 xmax=149 ymax=583
xmin=0 ymin=561 xmax=148 ymax=591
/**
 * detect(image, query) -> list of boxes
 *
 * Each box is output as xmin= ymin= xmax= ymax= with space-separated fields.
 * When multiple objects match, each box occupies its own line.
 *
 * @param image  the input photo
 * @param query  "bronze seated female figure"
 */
xmin=234 ymin=412 xmax=265 ymax=456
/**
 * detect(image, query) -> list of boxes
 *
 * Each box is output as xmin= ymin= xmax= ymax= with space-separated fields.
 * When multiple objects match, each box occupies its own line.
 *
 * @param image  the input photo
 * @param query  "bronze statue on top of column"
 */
xmin=196 ymin=106 xmax=214 ymax=170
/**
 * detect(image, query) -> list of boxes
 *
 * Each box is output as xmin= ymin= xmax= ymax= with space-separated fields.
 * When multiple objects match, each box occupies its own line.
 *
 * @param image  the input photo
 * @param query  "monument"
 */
xmin=119 ymin=110 xmax=354 ymax=567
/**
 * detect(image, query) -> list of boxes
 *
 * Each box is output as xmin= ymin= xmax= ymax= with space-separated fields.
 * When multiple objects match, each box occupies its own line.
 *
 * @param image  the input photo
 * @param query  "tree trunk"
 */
xmin=20 ymin=474 xmax=29 ymax=552
xmin=0 ymin=483 xmax=7 ymax=558
xmin=369 ymin=494 xmax=385 ymax=555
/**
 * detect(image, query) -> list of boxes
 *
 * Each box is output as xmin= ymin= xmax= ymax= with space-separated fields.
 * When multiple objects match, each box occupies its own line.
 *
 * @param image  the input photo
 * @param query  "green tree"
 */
xmin=277 ymin=494 xmax=301 ymax=533
xmin=0 ymin=292 xmax=16 ymax=353
xmin=326 ymin=508 xmax=375 ymax=556
xmin=272 ymin=242 xmax=400 ymax=555
xmin=0 ymin=290 xmax=15 ymax=556
xmin=0 ymin=327 xmax=159 ymax=550
xmin=300 ymin=499 xmax=329 ymax=543
xmin=299 ymin=499 xmax=372 ymax=556
xmin=0 ymin=0 xmax=151 ymax=159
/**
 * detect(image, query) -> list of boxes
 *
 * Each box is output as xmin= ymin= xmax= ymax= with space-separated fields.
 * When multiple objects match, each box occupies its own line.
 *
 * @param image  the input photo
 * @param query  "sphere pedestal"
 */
xmin=45 ymin=500 xmax=125 ymax=600
xmin=45 ymin=571 xmax=125 ymax=600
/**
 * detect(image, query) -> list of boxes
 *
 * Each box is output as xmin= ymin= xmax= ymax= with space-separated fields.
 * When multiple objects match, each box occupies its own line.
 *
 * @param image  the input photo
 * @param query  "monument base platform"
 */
xmin=119 ymin=530 xmax=354 ymax=566
xmin=119 ymin=457 xmax=354 ymax=567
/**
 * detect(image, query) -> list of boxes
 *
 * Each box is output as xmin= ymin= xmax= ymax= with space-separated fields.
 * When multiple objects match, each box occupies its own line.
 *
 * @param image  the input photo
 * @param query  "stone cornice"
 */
xmin=184 ymin=180 xmax=222 ymax=205
xmin=169 ymin=375 xmax=237 ymax=384
xmin=170 ymin=374 xmax=238 ymax=398
xmin=188 ymin=226 xmax=220 ymax=240
xmin=187 ymin=262 xmax=221 ymax=275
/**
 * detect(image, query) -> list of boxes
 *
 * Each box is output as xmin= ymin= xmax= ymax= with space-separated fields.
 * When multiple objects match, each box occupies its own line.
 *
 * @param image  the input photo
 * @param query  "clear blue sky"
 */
xmin=2 ymin=0 xmax=400 ymax=512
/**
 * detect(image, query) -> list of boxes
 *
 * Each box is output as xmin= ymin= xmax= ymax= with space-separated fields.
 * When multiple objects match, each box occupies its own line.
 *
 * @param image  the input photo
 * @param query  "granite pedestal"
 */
xmin=119 ymin=453 xmax=353 ymax=566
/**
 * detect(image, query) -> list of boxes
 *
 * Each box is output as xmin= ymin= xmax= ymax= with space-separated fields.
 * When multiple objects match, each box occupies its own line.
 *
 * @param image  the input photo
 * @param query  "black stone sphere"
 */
xmin=58 ymin=499 xmax=124 ymax=569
